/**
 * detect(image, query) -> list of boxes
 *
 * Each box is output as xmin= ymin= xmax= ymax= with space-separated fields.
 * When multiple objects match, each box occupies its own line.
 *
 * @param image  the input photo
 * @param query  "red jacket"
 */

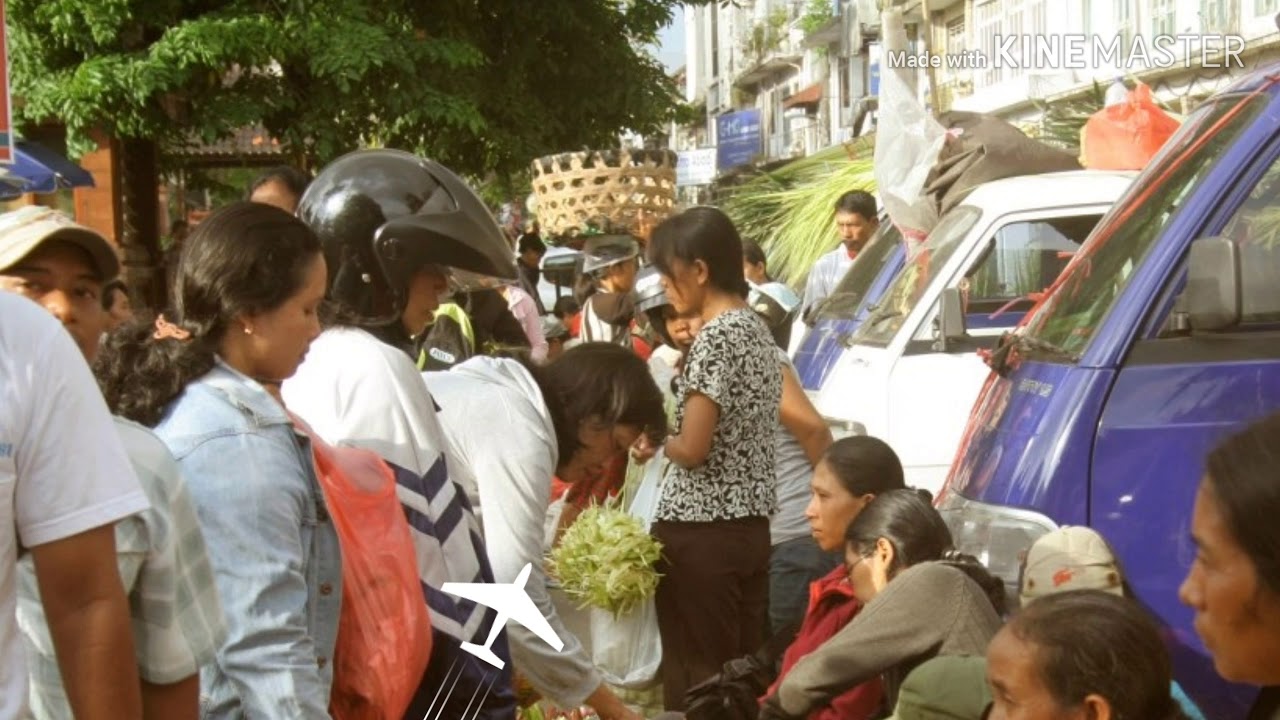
xmin=763 ymin=566 xmax=884 ymax=720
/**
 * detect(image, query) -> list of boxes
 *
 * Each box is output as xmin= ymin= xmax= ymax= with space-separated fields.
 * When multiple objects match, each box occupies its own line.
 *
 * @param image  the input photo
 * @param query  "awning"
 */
xmin=0 ymin=140 xmax=95 ymax=198
xmin=18 ymin=141 xmax=95 ymax=189
xmin=783 ymin=83 xmax=824 ymax=109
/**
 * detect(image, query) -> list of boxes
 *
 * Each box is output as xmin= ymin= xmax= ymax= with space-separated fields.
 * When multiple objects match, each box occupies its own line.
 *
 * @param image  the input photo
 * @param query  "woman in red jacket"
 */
xmin=764 ymin=436 xmax=908 ymax=719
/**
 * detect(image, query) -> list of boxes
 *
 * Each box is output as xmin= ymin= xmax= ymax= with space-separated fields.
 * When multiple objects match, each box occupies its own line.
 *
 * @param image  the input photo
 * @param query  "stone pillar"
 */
xmin=72 ymin=131 xmax=165 ymax=310
xmin=118 ymin=138 xmax=163 ymax=309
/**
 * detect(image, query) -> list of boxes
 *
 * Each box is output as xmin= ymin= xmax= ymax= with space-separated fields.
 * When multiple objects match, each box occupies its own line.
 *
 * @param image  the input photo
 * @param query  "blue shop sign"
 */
xmin=716 ymin=109 xmax=762 ymax=172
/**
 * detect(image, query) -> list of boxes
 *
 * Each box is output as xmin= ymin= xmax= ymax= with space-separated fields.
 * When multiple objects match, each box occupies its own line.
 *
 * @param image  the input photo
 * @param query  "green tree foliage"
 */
xmin=798 ymin=0 xmax=833 ymax=36
xmin=9 ymin=0 xmax=698 ymax=177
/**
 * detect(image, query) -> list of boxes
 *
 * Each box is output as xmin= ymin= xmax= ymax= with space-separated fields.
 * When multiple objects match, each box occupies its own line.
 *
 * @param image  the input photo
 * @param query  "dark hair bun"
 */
xmin=910 ymin=487 xmax=934 ymax=505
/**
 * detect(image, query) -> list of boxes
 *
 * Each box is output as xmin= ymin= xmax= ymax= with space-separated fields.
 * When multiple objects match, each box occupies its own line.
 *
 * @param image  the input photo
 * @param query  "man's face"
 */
xmin=250 ymin=179 xmax=301 ymax=215
xmin=0 ymin=240 xmax=107 ymax=358
xmin=835 ymin=211 xmax=877 ymax=254
xmin=520 ymin=248 xmax=544 ymax=269
xmin=401 ymin=265 xmax=451 ymax=337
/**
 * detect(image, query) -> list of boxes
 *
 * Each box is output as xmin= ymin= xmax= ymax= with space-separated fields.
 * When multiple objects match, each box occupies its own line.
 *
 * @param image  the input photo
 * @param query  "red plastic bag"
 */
xmin=1081 ymin=83 xmax=1180 ymax=170
xmin=304 ymin=426 xmax=433 ymax=720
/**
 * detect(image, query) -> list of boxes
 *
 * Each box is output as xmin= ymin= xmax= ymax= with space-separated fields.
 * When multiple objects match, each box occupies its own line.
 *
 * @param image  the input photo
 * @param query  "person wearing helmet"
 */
xmin=541 ymin=315 xmax=570 ymax=362
xmin=577 ymin=234 xmax=642 ymax=347
xmin=743 ymin=240 xmax=802 ymax=350
xmin=634 ymin=265 xmax=683 ymax=394
xmin=280 ymin=148 xmax=519 ymax=720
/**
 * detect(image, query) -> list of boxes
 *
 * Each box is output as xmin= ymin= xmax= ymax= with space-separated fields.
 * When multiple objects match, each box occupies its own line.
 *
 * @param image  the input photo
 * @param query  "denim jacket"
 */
xmin=155 ymin=361 xmax=342 ymax=719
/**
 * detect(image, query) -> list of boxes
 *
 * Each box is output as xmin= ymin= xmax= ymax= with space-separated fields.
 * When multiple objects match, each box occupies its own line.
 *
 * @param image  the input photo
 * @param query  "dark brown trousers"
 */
xmin=652 ymin=516 xmax=771 ymax=711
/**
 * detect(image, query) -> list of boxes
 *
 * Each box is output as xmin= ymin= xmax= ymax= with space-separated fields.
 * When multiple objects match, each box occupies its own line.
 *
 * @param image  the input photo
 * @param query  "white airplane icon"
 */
xmin=441 ymin=562 xmax=564 ymax=670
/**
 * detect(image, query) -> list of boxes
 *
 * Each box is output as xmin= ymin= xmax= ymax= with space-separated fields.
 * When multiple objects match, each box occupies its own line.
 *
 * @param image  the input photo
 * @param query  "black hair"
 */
xmin=742 ymin=240 xmax=769 ymax=273
xmin=647 ymin=206 xmax=749 ymax=299
xmin=834 ymin=190 xmax=877 ymax=221
xmin=1205 ymin=412 xmax=1280 ymax=597
xmin=94 ymin=202 xmax=323 ymax=427
xmin=820 ymin=436 xmax=907 ymax=498
xmin=846 ymin=488 xmax=1007 ymax=615
xmin=845 ymin=488 xmax=949 ymax=574
xmin=249 ymin=165 xmax=310 ymax=199
xmin=1009 ymin=590 xmax=1188 ymax=720
xmin=101 ymin=279 xmax=129 ymax=311
xmin=527 ymin=342 xmax=668 ymax=467
xmin=553 ymin=296 xmax=580 ymax=319
xmin=518 ymin=233 xmax=547 ymax=256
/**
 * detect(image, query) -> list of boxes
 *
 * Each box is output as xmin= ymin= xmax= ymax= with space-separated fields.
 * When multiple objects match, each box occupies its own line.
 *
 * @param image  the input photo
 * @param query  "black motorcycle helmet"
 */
xmin=633 ymin=265 xmax=675 ymax=348
xmin=749 ymin=284 xmax=797 ymax=350
xmin=299 ymin=148 xmax=517 ymax=326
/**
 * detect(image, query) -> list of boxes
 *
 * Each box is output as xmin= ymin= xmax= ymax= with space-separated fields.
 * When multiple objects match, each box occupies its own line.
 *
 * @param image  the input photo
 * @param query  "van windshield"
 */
xmin=1025 ymin=93 xmax=1270 ymax=357
xmin=812 ymin=222 xmax=904 ymax=321
xmin=854 ymin=206 xmax=982 ymax=346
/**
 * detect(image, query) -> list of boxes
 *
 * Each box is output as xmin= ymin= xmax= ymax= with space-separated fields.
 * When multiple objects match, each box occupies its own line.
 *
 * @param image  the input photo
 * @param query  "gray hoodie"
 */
xmin=424 ymin=357 xmax=603 ymax=708
xmin=763 ymin=562 xmax=1001 ymax=718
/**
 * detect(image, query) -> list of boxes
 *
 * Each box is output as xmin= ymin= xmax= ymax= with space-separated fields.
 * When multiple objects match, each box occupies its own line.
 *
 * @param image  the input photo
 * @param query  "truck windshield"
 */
xmin=1025 ymin=93 xmax=1270 ymax=357
xmin=812 ymin=222 xmax=904 ymax=322
xmin=854 ymin=206 xmax=982 ymax=346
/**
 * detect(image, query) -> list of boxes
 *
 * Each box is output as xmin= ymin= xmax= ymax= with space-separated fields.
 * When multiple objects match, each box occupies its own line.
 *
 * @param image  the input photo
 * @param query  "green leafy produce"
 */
xmin=548 ymin=503 xmax=662 ymax=618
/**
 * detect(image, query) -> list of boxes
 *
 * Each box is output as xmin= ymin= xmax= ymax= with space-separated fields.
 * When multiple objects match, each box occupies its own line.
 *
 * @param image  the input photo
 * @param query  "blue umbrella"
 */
xmin=0 ymin=140 xmax=95 ymax=198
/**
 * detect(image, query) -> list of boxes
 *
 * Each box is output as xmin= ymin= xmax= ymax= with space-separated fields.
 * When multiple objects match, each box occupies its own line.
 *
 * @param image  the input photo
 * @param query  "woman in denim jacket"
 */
xmin=96 ymin=202 xmax=339 ymax=719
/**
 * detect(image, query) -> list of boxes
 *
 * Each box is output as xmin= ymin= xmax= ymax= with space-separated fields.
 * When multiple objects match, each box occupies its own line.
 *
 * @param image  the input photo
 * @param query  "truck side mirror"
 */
xmin=1184 ymin=236 xmax=1241 ymax=331
xmin=933 ymin=287 xmax=968 ymax=352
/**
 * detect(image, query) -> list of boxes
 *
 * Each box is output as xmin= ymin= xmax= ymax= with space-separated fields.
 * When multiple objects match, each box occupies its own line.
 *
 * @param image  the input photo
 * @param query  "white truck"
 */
xmin=813 ymin=170 xmax=1137 ymax=495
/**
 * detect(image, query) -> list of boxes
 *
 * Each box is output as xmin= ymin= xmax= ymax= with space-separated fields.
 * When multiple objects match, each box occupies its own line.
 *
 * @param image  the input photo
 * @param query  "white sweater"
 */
xmin=424 ymin=357 xmax=602 ymax=707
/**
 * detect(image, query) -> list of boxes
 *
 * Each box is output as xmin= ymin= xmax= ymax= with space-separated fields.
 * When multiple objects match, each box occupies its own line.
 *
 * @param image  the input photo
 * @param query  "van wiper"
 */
xmin=1014 ymin=334 xmax=1080 ymax=362
xmin=841 ymin=304 xmax=900 ymax=347
xmin=985 ymin=332 xmax=1080 ymax=377
xmin=864 ymin=304 xmax=902 ymax=328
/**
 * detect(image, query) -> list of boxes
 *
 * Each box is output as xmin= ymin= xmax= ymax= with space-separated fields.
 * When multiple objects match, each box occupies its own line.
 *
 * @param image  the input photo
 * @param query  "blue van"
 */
xmin=791 ymin=222 xmax=907 ymax=390
xmin=939 ymin=68 xmax=1280 ymax=716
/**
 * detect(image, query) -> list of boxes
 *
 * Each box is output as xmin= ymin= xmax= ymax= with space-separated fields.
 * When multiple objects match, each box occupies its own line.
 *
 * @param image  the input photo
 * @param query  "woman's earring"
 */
xmin=244 ymin=325 xmax=253 ymax=335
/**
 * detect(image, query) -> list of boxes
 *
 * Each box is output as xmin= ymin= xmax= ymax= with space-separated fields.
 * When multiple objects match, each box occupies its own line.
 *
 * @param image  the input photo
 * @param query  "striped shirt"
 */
xmin=16 ymin=418 xmax=225 ymax=718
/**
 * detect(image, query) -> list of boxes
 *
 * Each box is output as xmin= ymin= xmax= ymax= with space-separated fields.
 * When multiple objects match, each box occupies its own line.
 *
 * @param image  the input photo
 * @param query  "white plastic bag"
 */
xmin=874 ymin=7 xmax=948 ymax=241
xmin=627 ymin=449 xmax=667 ymax=532
xmin=589 ymin=600 xmax=662 ymax=689
xmin=590 ymin=451 xmax=666 ymax=688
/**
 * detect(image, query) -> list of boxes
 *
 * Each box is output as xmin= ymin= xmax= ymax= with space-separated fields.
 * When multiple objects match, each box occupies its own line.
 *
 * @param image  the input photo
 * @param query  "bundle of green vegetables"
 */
xmin=721 ymin=137 xmax=876 ymax=289
xmin=548 ymin=503 xmax=663 ymax=617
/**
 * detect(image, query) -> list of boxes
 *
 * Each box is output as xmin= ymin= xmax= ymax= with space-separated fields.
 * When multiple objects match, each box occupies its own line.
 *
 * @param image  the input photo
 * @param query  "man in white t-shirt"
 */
xmin=801 ymin=190 xmax=880 ymax=319
xmin=0 ymin=292 xmax=150 ymax=720
xmin=0 ymin=206 xmax=226 ymax=718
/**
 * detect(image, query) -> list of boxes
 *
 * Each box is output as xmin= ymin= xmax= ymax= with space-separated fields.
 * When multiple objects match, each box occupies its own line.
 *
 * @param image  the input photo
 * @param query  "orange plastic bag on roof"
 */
xmin=302 ymin=424 xmax=432 ymax=720
xmin=1081 ymin=83 xmax=1180 ymax=171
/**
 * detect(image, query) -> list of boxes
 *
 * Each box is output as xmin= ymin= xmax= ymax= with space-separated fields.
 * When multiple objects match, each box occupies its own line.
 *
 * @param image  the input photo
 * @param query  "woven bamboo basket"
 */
xmin=531 ymin=148 xmax=678 ymax=243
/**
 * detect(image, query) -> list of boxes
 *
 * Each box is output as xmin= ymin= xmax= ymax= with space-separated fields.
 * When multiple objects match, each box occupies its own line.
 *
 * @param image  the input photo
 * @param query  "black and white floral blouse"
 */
xmin=657 ymin=308 xmax=781 ymax=522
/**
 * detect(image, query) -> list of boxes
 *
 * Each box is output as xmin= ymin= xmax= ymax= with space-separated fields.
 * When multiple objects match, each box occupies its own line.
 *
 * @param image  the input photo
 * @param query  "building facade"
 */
xmin=676 ymin=0 xmax=882 ymax=165
xmin=939 ymin=0 xmax=1280 ymax=119
xmin=674 ymin=0 xmax=1280 ymax=176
